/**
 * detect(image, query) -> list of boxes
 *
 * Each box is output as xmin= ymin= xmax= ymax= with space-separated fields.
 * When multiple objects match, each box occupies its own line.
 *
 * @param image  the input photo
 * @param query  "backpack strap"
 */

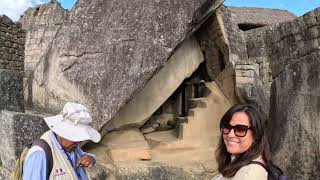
xmin=250 ymin=161 xmax=267 ymax=170
xmin=32 ymin=139 xmax=53 ymax=180
xmin=251 ymin=161 xmax=287 ymax=180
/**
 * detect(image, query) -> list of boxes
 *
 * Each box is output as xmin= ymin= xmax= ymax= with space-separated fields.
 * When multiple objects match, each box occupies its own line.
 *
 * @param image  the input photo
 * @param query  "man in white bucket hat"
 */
xmin=23 ymin=102 xmax=101 ymax=180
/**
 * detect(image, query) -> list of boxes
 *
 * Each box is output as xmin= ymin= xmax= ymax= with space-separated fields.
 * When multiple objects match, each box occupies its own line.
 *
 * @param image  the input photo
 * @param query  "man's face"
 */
xmin=58 ymin=136 xmax=80 ymax=152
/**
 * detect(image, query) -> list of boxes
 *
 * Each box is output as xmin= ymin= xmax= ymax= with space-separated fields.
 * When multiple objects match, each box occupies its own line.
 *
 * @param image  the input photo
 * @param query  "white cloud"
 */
xmin=0 ymin=0 xmax=45 ymax=22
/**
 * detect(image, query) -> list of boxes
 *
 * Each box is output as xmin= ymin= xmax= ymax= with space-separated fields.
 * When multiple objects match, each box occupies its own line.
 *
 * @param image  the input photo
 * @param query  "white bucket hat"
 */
xmin=44 ymin=102 xmax=101 ymax=143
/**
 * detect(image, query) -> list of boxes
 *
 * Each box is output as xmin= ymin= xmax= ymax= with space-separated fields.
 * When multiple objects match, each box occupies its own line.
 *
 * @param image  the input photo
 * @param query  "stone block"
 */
xmin=0 ymin=110 xmax=49 ymax=169
xmin=305 ymin=26 xmax=320 ymax=40
xmin=100 ymin=129 xmax=151 ymax=162
xmin=234 ymin=64 xmax=255 ymax=70
xmin=235 ymin=69 xmax=255 ymax=78
xmin=0 ymin=69 xmax=24 ymax=112
xmin=215 ymin=67 xmax=237 ymax=104
xmin=235 ymin=76 xmax=254 ymax=85
xmin=294 ymin=33 xmax=303 ymax=42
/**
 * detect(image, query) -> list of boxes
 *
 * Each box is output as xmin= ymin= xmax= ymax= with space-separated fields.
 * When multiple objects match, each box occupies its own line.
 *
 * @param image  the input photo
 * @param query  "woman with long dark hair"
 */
xmin=212 ymin=103 xmax=271 ymax=180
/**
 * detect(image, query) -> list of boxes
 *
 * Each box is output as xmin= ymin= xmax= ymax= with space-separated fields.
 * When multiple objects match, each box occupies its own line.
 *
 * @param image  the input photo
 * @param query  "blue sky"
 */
xmin=43 ymin=0 xmax=76 ymax=10
xmin=224 ymin=0 xmax=320 ymax=16
xmin=1 ymin=0 xmax=320 ymax=21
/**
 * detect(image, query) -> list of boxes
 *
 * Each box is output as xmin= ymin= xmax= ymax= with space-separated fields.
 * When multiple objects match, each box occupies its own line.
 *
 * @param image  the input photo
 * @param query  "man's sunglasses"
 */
xmin=220 ymin=124 xmax=252 ymax=137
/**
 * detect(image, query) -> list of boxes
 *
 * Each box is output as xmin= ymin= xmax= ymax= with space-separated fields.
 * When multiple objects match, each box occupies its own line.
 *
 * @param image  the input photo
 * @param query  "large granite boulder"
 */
xmin=268 ymin=54 xmax=320 ymax=180
xmin=30 ymin=0 xmax=225 ymax=130
xmin=0 ymin=166 xmax=10 ymax=180
xmin=0 ymin=111 xmax=49 ymax=170
xmin=0 ymin=70 xmax=24 ymax=112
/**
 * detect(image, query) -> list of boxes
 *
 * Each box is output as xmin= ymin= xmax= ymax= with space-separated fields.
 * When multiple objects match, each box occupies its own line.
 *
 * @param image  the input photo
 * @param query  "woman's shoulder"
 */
xmin=232 ymin=158 xmax=268 ymax=180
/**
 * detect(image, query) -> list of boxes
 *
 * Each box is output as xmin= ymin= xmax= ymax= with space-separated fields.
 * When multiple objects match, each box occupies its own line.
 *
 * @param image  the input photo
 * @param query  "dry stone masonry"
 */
xmin=20 ymin=0 xmax=68 ymax=77
xmin=0 ymin=15 xmax=25 ymax=112
xmin=0 ymin=15 xmax=25 ymax=72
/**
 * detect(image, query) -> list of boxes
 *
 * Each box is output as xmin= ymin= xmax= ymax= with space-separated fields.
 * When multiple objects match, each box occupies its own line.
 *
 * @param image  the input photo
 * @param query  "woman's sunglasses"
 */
xmin=220 ymin=124 xmax=252 ymax=137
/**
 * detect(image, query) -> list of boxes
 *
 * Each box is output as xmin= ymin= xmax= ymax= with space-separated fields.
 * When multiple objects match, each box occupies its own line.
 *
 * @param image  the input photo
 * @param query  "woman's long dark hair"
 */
xmin=216 ymin=103 xmax=271 ymax=177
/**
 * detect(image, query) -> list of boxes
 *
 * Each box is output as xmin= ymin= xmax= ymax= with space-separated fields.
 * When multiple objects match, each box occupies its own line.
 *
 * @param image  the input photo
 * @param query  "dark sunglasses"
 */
xmin=220 ymin=124 xmax=252 ymax=137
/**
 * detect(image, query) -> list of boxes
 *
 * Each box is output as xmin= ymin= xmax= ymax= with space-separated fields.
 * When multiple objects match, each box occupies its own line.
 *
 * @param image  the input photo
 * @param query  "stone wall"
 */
xmin=197 ymin=6 xmax=280 ymax=115
xmin=196 ymin=6 xmax=230 ymax=80
xmin=0 ymin=15 xmax=25 ymax=72
xmin=265 ymin=10 xmax=320 ymax=78
xmin=267 ymin=10 xmax=320 ymax=179
xmin=0 ymin=15 xmax=25 ymax=113
xmin=19 ymin=0 xmax=68 ymax=106
xmin=245 ymin=27 xmax=272 ymax=98
xmin=246 ymin=7 xmax=320 ymax=179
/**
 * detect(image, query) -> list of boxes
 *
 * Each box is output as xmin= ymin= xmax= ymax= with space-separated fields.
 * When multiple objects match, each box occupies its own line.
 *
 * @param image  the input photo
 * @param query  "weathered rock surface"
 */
xmin=29 ymin=0 xmax=225 ymax=130
xmin=0 ymin=166 xmax=10 ymax=180
xmin=114 ymin=161 xmax=202 ymax=180
xmin=269 ymin=55 xmax=320 ymax=180
xmin=86 ymin=163 xmax=111 ymax=180
xmin=0 ymin=70 xmax=24 ymax=112
xmin=0 ymin=110 xmax=48 ymax=169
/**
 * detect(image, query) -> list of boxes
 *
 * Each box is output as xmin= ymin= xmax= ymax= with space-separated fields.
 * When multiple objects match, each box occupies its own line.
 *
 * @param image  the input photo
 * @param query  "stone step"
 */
xmin=187 ymin=107 xmax=203 ymax=117
xmin=188 ymin=97 xmax=207 ymax=109
xmin=187 ymin=109 xmax=196 ymax=117
xmin=176 ymin=116 xmax=188 ymax=124
xmin=203 ymin=81 xmax=225 ymax=97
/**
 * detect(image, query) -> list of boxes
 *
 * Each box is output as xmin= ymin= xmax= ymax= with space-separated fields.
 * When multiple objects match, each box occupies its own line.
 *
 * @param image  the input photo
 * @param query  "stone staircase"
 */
xmin=178 ymin=81 xmax=231 ymax=146
xmin=145 ymin=81 xmax=231 ymax=155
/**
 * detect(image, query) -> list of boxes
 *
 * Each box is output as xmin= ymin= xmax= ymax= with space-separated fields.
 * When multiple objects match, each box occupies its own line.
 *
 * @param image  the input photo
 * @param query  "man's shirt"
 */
xmin=23 ymin=131 xmax=96 ymax=180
